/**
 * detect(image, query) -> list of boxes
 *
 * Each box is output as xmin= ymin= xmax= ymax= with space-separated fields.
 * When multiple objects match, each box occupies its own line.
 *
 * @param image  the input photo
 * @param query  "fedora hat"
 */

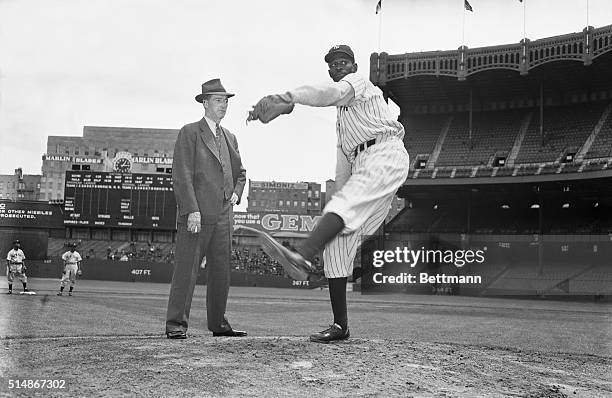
xmin=195 ymin=78 xmax=235 ymax=103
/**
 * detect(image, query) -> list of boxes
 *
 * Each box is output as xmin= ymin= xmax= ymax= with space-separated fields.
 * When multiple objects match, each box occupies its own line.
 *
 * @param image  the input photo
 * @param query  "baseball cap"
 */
xmin=13 ymin=239 xmax=20 ymax=244
xmin=324 ymin=45 xmax=355 ymax=63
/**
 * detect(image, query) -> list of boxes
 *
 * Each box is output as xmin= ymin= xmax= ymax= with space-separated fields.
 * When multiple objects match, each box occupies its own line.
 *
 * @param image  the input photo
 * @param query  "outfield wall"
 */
xmin=23 ymin=258 xmax=324 ymax=289
xmin=0 ymin=228 xmax=49 ymax=261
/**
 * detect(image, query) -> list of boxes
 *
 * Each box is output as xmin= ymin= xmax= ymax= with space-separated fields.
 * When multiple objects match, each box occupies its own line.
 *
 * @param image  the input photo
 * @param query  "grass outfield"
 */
xmin=1 ymin=278 xmax=611 ymax=397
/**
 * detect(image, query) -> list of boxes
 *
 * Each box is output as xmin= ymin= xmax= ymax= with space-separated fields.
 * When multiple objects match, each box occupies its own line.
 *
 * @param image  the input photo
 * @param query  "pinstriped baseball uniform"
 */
xmin=334 ymin=73 xmax=405 ymax=162
xmin=288 ymin=72 xmax=409 ymax=278
xmin=324 ymin=138 xmax=408 ymax=278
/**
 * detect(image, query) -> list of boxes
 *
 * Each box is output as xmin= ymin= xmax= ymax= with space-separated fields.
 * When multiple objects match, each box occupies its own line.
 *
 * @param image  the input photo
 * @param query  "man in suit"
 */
xmin=166 ymin=78 xmax=247 ymax=339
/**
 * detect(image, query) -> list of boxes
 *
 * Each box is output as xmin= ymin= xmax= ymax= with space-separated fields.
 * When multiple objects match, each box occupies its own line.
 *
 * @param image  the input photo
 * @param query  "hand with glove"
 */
xmin=246 ymin=94 xmax=294 ymax=124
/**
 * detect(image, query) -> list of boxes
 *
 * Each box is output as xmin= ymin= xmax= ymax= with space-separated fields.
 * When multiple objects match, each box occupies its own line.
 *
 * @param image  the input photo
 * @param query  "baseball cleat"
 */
xmin=309 ymin=323 xmax=350 ymax=343
xmin=57 ymin=292 xmax=62 ymax=296
xmin=7 ymin=291 xmax=12 ymax=295
xmin=260 ymin=237 xmax=315 ymax=280
xmin=235 ymin=225 xmax=315 ymax=281
xmin=68 ymin=292 xmax=72 ymax=296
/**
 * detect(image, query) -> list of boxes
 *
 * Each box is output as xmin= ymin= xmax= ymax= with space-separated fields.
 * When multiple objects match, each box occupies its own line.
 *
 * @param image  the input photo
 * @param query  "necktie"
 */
xmin=214 ymin=123 xmax=232 ymax=200
xmin=214 ymin=123 xmax=222 ymax=152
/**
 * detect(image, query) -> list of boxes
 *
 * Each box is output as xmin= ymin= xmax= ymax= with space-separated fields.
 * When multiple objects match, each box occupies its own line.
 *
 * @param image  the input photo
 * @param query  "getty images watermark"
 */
xmin=370 ymin=247 xmax=485 ymax=285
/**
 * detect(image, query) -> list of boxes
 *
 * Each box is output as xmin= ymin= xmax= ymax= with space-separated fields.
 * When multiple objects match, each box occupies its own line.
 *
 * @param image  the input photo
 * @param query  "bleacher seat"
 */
xmin=399 ymin=102 xmax=610 ymax=177
xmin=571 ymin=265 xmax=612 ymax=294
xmin=561 ymin=163 xmax=582 ymax=173
xmin=454 ymin=167 xmax=472 ymax=178
xmin=515 ymin=102 xmax=607 ymax=164
xmin=516 ymin=164 xmax=539 ymax=176
xmin=403 ymin=114 xmax=449 ymax=159
xmin=436 ymin=109 xmax=524 ymax=167
xmin=584 ymin=109 xmax=612 ymax=159
xmin=540 ymin=163 xmax=560 ymax=174
xmin=475 ymin=167 xmax=494 ymax=178
xmin=582 ymin=160 xmax=607 ymax=172
xmin=417 ymin=169 xmax=434 ymax=179
xmin=435 ymin=168 xmax=453 ymax=178
xmin=487 ymin=263 xmax=592 ymax=293
xmin=495 ymin=166 xmax=515 ymax=177
xmin=47 ymin=239 xmax=175 ymax=261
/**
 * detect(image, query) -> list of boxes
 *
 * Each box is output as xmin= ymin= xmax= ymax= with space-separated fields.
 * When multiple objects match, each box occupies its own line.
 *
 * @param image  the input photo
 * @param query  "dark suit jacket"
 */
xmin=172 ymin=117 xmax=246 ymax=223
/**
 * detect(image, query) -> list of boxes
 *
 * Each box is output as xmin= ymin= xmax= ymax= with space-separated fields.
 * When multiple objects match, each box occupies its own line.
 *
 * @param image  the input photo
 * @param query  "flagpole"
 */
xmin=462 ymin=0 xmax=466 ymax=48
xmin=586 ymin=0 xmax=589 ymax=28
xmin=378 ymin=6 xmax=383 ymax=52
xmin=523 ymin=0 xmax=526 ymax=42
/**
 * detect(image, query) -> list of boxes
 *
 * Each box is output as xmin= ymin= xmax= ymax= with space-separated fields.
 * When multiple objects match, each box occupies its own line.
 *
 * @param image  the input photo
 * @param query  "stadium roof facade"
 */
xmin=371 ymin=24 xmax=612 ymax=112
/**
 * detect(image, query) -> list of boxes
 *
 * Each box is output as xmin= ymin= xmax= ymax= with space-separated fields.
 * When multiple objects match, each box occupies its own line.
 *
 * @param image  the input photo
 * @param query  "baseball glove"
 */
xmin=247 ymin=95 xmax=294 ymax=124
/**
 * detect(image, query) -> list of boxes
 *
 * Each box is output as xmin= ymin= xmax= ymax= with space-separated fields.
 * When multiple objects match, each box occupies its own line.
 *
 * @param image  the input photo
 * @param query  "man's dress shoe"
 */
xmin=212 ymin=329 xmax=247 ymax=337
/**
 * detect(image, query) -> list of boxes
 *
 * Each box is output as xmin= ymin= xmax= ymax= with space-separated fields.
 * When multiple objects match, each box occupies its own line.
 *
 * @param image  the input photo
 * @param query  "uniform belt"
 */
xmin=354 ymin=139 xmax=376 ymax=157
xmin=10 ymin=262 xmax=23 ymax=265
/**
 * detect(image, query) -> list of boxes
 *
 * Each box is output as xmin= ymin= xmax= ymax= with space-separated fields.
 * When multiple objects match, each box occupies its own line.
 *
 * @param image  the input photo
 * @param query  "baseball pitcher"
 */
xmin=247 ymin=44 xmax=409 ymax=343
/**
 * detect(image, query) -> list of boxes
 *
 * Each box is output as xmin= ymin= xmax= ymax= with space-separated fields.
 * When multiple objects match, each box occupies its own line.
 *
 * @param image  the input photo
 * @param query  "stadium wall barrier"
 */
xmin=23 ymin=258 xmax=325 ymax=289
xmin=360 ymin=233 xmax=611 ymax=297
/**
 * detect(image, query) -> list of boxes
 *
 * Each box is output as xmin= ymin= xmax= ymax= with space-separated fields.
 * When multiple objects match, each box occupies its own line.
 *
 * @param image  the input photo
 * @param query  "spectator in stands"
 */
xmin=230 ymin=245 xmax=319 ymax=278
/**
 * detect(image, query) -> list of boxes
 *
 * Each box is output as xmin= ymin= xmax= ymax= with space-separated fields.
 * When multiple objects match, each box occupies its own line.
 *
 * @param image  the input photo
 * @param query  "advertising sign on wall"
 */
xmin=0 ymin=200 xmax=63 ymax=229
xmin=233 ymin=211 xmax=321 ymax=233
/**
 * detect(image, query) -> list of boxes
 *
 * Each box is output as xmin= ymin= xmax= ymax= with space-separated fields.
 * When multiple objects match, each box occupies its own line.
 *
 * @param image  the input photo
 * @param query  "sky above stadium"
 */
xmin=1 ymin=0 xmax=611 ymax=208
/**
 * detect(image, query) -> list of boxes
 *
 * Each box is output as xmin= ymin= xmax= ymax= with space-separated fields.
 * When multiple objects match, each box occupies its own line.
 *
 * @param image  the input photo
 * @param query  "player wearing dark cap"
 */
xmin=248 ymin=45 xmax=409 ymax=342
xmin=58 ymin=243 xmax=82 ymax=296
xmin=6 ymin=240 xmax=28 ymax=294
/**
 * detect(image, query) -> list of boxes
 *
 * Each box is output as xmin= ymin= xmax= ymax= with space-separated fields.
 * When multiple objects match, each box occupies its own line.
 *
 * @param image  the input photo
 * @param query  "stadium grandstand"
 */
xmin=4 ymin=25 xmax=611 ymax=296
xmin=371 ymin=24 xmax=612 ymax=180
xmin=364 ymin=24 xmax=612 ymax=298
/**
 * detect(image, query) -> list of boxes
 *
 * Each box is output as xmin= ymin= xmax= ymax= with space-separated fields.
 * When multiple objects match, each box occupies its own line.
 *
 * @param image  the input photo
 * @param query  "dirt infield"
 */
xmin=1 ymin=279 xmax=611 ymax=397
xmin=3 ymin=335 xmax=611 ymax=397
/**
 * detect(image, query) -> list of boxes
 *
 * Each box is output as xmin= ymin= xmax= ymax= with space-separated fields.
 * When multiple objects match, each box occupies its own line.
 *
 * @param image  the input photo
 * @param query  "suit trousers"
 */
xmin=166 ymin=201 xmax=232 ymax=333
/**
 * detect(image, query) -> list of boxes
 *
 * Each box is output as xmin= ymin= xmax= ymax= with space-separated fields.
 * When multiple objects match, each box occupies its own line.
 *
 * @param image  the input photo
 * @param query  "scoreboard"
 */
xmin=63 ymin=171 xmax=177 ymax=229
